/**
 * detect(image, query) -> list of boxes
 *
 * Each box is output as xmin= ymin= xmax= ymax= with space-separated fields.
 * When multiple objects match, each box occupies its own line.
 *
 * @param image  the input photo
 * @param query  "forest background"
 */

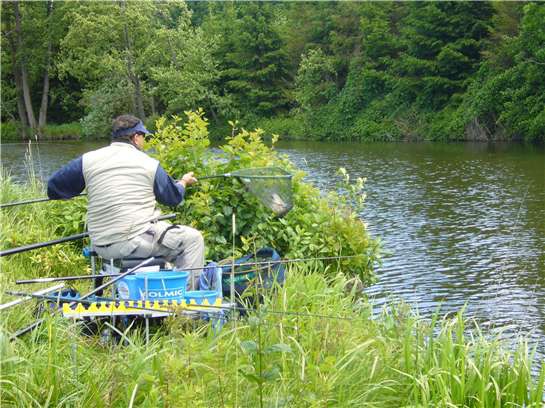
xmin=1 ymin=1 xmax=544 ymax=143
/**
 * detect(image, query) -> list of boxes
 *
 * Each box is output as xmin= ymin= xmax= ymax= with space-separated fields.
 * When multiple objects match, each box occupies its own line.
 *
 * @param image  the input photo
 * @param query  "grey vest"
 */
xmin=82 ymin=142 xmax=160 ymax=246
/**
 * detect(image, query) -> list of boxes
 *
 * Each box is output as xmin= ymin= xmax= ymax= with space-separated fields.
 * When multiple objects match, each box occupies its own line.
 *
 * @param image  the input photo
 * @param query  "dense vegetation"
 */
xmin=1 ymin=1 xmax=544 ymax=142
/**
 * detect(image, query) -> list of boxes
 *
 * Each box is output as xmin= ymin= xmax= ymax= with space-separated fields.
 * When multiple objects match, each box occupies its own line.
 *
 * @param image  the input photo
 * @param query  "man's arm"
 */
xmin=153 ymin=165 xmax=186 ymax=207
xmin=47 ymin=157 xmax=86 ymax=199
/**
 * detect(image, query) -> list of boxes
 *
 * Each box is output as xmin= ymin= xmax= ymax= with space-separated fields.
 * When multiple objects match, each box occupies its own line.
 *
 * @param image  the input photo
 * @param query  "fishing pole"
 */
xmin=0 ymin=213 xmax=177 ymax=258
xmin=16 ymin=265 xmax=271 ymax=284
xmin=5 ymin=290 xmax=356 ymax=323
xmin=0 ymin=193 xmax=87 ymax=209
xmin=0 ymin=283 xmax=64 ymax=312
xmin=79 ymin=257 xmax=155 ymax=301
xmin=15 ymin=254 xmax=367 ymax=285
xmin=0 ymin=167 xmax=291 ymax=209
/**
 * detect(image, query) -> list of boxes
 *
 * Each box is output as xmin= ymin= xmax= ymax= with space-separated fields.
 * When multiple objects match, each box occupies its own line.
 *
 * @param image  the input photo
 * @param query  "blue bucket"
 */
xmin=184 ymin=290 xmax=218 ymax=305
xmin=116 ymin=270 xmax=189 ymax=301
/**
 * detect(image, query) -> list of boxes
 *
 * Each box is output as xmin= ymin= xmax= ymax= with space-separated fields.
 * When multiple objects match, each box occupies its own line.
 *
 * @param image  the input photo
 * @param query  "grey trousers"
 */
xmin=95 ymin=221 xmax=205 ymax=289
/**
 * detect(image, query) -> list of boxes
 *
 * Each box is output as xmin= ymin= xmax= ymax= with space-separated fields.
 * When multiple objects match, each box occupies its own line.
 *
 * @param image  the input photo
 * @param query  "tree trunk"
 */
xmin=38 ymin=0 xmax=54 ymax=131
xmin=38 ymin=44 xmax=51 ymax=130
xmin=150 ymin=94 xmax=156 ymax=116
xmin=133 ymin=75 xmax=145 ymax=120
xmin=6 ymin=10 xmax=29 ymax=139
xmin=14 ymin=1 xmax=37 ymax=131
xmin=120 ymin=0 xmax=145 ymax=120
xmin=207 ymin=94 xmax=219 ymax=122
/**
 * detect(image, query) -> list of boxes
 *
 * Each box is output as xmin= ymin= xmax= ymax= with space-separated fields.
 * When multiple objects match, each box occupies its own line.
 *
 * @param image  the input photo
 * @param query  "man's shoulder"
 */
xmin=83 ymin=143 xmax=158 ymax=170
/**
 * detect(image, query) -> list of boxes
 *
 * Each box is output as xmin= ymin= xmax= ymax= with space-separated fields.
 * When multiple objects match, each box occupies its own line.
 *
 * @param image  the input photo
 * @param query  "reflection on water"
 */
xmin=2 ymin=140 xmax=545 ymax=357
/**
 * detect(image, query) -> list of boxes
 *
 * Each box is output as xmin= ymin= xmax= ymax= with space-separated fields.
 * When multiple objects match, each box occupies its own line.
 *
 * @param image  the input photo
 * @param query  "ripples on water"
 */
xmin=277 ymin=141 xmax=545 ymax=356
xmin=2 ymin=141 xmax=545 ymax=357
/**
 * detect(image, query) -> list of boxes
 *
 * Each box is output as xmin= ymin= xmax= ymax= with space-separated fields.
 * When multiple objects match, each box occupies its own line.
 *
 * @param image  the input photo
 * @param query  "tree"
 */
xmin=144 ymin=2 xmax=228 ymax=120
xmin=395 ymin=2 xmax=494 ymax=109
xmin=459 ymin=3 xmax=545 ymax=142
xmin=206 ymin=2 xmax=291 ymax=118
xmin=1 ymin=0 xmax=66 ymax=137
xmin=59 ymin=1 xmax=159 ymax=120
xmin=294 ymin=49 xmax=336 ymax=112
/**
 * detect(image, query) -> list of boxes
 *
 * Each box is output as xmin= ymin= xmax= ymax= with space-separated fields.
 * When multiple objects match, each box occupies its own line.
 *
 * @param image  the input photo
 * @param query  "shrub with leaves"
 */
xmin=147 ymin=110 xmax=380 ymax=285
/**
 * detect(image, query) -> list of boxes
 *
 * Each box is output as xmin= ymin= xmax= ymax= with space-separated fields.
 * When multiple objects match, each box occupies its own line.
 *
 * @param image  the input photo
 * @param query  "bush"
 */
xmin=0 ymin=121 xmax=83 ymax=141
xmin=0 ymin=121 xmax=27 ymax=141
xmin=42 ymin=122 xmax=83 ymax=140
xmin=80 ymin=81 xmax=134 ymax=139
xmin=257 ymin=115 xmax=308 ymax=140
xmin=147 ymin=109 xmax=380 ymax=284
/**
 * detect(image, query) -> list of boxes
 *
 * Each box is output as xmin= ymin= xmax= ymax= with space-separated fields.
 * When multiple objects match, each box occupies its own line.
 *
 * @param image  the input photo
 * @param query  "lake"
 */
xmin=2 ymin=140 xmax=544 ymax=356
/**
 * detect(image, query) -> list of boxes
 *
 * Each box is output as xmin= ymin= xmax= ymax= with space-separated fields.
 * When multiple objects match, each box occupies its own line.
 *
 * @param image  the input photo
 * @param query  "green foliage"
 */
xmin=144 ymin=2 xmax=230 ymax=118
xmin=2 ymin=1 xmax=543 ymax=142
xmin=454 ymin=3 xmax=545 ymax=143
xmin=206 ymin=2 xmax=291 ymax=118
xmin=79 ymin=81 xmax=134 ymax=139
xmin=294 ymin=49 xmax=337 ymax=112
xmin=256 ymin=114 xmax=308 ymax=140
xmin=0 ymin=121 xmax=82 ymax=141
xmin=0 ymin=175 xmax=88 ymax=280
xmin=41 ymin=122 xmax=82 ymax=140
xmin=147 ymin=110 xmax=379 ymax=284
xmin=0 ymin=121 xmax=25 ymax=142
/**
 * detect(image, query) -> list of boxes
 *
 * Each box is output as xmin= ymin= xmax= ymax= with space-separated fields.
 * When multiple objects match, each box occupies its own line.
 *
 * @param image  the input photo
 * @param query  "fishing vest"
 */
xmin=82 ymin=142 xmax=160 ymax=246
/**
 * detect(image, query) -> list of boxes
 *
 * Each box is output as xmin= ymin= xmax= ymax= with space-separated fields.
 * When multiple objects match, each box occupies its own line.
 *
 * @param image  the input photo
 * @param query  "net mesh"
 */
xmin=231 ymin=167 xmax=293 ymax=217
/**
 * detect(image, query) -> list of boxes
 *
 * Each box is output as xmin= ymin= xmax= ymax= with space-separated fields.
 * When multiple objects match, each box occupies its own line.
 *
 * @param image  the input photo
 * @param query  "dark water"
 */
xmin=2 ymin=141 xmax=545 ymax=356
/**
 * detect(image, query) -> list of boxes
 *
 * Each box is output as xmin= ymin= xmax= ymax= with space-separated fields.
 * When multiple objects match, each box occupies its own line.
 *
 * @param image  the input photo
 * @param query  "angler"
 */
xmin=47 ymin=114 xmax=204 ymax=288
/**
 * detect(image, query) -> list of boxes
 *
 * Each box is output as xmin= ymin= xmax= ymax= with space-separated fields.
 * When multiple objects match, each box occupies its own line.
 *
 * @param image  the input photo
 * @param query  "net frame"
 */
xmin=202 ymin=167 xmax=293 ymax=217
xmin=232 ymin=167 xmax=293 ymax=217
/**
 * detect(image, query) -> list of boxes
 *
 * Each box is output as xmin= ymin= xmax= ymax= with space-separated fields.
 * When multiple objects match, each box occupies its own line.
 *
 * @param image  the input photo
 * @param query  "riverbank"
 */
xmin=0 ymin=121 xmax=86 ymax=142
xmin=255 ymin=111 xmax=543 ymax=143
xmin=0 ymin=178 xmax=543 ymax=406
xmin=5 ymin=113 xmax=539 ymax=144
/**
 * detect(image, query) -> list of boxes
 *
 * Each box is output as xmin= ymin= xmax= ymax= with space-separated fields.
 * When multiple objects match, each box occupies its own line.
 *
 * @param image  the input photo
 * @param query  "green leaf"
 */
xmin=265 ymin=343 xmax=292 ymax=354
xmin=261 ymin=366 xmax=281 ymax=381
xmin=240 ymin=340 xmax=258 ymax=354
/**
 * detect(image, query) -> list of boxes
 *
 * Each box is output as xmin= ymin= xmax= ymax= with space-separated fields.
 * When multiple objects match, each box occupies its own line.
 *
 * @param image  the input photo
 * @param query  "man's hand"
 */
xmin=178 ymin=172 xmax=198 ymax=188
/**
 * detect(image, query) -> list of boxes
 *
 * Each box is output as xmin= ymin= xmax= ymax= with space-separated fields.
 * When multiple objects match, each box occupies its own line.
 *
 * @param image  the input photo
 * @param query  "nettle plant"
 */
xmin=147 ymin=110 xmax=380 ymax=285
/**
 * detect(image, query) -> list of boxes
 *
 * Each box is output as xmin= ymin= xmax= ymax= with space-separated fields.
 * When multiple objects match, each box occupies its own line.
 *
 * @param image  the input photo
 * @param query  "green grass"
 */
xmin=1 ymin=177 xmax=544 ymax=407
xmin=1 ymin=121 xmax=84 ymax=142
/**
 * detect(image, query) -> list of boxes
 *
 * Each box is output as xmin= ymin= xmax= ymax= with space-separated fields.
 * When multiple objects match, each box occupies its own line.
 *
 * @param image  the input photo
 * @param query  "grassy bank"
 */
xmin=1 ymin=122 xmax=86 ymax=142
xmin=1 ymin=178 xmax=544 ymax=406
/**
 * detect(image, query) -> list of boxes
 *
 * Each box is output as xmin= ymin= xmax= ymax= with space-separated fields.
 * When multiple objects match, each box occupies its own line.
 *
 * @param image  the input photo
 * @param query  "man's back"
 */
xmin=83 ymin=142 xmax=159 ymax=246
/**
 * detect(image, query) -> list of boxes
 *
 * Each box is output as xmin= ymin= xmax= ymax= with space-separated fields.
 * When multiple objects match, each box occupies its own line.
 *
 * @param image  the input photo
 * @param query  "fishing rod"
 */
xmin=5 ymin=289 xmax=356 ymax=323
xmin=0 ymin=213 xmax=177 ymax=258
xmin=0 ymin=167 xmax=291 ymax=209
xmin=15 ymin=254 xmax=367 ymax=285
xmin=0 ymin=232 xmax=89 ymax=258
xmin=0 ymin=283 xmax=64 ymax=312
xmin=0 ymin=193 xmax=87 ymax=209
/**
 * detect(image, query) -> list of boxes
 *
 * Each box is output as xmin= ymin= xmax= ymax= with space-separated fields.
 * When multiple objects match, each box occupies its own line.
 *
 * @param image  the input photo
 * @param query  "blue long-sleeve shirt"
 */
xmin=47 ymin=156 xmax=185 ymax=207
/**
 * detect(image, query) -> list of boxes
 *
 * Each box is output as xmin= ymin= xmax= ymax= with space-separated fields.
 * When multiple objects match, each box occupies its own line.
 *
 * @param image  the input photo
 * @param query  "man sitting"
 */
xmin=47 ymin=114 xmax=203 ymax=288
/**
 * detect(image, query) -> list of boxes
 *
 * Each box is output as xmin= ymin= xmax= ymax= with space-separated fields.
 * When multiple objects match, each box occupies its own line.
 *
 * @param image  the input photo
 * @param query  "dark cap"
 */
xmin=112 ymin=121 xmax=152 ymax=138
